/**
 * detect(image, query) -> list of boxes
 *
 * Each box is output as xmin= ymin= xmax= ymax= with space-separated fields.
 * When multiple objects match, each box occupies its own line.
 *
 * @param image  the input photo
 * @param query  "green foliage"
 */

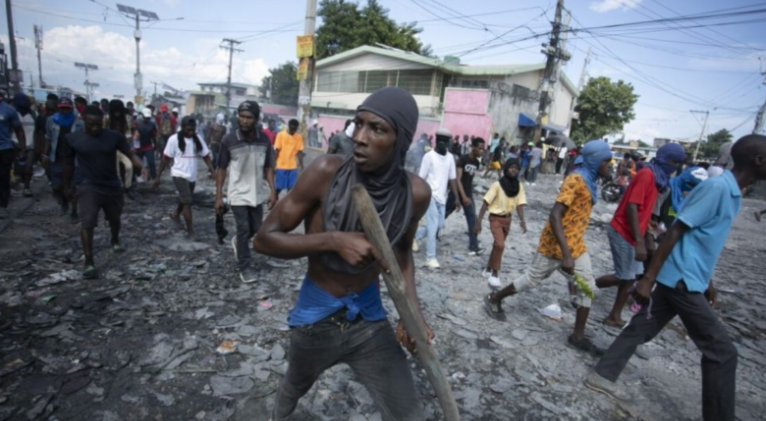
xmin=570 ymin=76 xmax=638 ymax=144
xmin=693 ymin=128 xmax=733 ymax=160
xmin=316 ymin=0 xmax=432 ymax=59
xmin=259 ymin=62 xmax=300 ymax=107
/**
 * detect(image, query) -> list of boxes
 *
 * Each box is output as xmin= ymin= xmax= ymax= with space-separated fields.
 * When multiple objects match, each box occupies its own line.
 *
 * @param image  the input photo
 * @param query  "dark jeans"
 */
xmin=0 ymin=149 xmax=15 ymax=208
xmin=210 ymin=143 xmax=220 ymax=170
xmin=446 ymin=192 xmax=479 ymax=251
xmin=231 ymin=205 xmax=263 ymax=271
xmin=555 ymin=157 xmax=564 ymax=174
xmin=273 ymin=317 xmax=422 ymax=421
xmin=138 ymin=149 xmax=157 ymax=180
xmin=526 ymin=165 xmax=539 ymax=183
xmin=595 ymin=282 xmax=737 ymax=421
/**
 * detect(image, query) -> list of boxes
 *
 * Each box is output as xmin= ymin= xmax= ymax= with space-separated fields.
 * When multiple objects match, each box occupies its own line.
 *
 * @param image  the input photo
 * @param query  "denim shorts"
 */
xmin=607 ymin=225 xmax=643 ymax=280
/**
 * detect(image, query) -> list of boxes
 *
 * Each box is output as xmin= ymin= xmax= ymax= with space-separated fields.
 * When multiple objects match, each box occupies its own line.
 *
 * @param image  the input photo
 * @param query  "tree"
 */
xmin=316 ymin=0 xmax=432 ymax=59
xmin=693 ymin=128 xmax=732 ymax=160
xmin=570 ymin=76 xmax=638 ymax=144
xmin=260 ymin=62 xmax=299 ymax=107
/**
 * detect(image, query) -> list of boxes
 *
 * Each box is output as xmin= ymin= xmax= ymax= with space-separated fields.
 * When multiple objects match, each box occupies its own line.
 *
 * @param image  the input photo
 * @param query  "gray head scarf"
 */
xmin=321 ymin=87 xmax=418 ymax=274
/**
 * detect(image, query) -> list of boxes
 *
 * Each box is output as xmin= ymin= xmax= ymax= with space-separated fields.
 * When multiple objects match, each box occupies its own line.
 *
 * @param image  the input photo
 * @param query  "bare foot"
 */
xmin=603 ymin=317 xmax=626 ymax=328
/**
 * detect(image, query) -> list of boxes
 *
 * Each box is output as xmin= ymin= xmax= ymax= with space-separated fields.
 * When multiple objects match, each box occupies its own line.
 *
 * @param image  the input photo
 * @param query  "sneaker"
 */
xmin=412 ymin=239 xmax=419 ymax=252
xmin=488 ymin=276 xmax=502 ymax=289
xmin=483 ymin=294 xmax=507 ymax=321
xmin=584 ymin=371 xmax=631 ymax=401
xmin=567 ymin=334 xmax=605 ymax=357
xmin=112 ymin=244 xmax=126 ymax=253
xmin=83 ymin=265 xmax=98 ymax=279
xmin=240 ymin=267 xmax=258 ymax=284
xmin=425 ymin=258 xmax=440 ymax=269
xmin=0 ymin=207 xmax=8 ymax=219
xmin=23 ymin=188 xmax=32 ymax=197
xmin=468 ymin=247 xmax=485 ymax=256
xmin=231 ymin=234 xmax=238 ymax=259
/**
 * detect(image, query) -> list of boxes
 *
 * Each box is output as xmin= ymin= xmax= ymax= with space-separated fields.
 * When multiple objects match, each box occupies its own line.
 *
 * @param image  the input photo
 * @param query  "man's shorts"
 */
xmin=607 ymin=225 xmax=643 ymax=280
xmin=513 ymin=252 xmax=597 ymax=308
xmin=78 ymin=186 xmax=124 ymax=229
xmin=275 ymin=169 xmax=298 ymax=190
xmin=172 ymin=177 xmax=195 ymax=205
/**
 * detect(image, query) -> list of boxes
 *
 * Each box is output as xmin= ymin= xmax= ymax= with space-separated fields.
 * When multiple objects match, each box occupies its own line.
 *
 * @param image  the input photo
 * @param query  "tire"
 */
xmin=601 ymin=182 xmax=622 ymax=203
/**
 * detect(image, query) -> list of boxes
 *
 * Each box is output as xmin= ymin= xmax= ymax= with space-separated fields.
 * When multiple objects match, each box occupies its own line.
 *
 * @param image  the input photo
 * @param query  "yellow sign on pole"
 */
xmin=296 ymin=35 xmax=314 ymax=58
xmin=297 ymin=58 xmax=309 ymax=81
xmin=134 ymin=95 xmax=143 ymax=105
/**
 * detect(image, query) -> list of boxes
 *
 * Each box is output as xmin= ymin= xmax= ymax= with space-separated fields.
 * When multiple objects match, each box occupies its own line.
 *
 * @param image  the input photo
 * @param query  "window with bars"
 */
xmin=317 ymin=69 xmax=436 ymax=96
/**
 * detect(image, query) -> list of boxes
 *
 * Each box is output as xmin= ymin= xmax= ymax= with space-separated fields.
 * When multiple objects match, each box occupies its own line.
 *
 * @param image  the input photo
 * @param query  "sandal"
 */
xmin=567 ymin=334 xmax=605 ymax=357
xmin=484 ymin=294 xmax=507 ymax=322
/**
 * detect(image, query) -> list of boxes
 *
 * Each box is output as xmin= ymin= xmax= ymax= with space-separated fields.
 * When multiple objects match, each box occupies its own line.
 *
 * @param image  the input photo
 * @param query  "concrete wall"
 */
xmin=503 ymin=71 xmax=541 ymax=90
xmin=321 ymin=53 xmax=432 ymax=72
xmin=441 ymin=88 xmax=492 ymax=141
xmin=261 ymin=103 xmax=298 ymax=118
xmin=487 ymin=90 xmax=539 ymax=145
xmin=548 ymin=79 xmax=575 ymax=128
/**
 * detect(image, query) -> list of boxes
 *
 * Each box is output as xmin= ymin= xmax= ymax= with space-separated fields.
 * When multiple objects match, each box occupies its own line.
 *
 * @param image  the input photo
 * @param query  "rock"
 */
xmin=210 ymin=375 xmax=254 ymax=397
xmin=490 ymin=335 xmax=515 ymax=349
xmin=454 ymin=329 xmax=478 ymax=340
xmin=489 ymin=379 xmax=515 ymax=393
xmin=511 ymin=329 xmax=528 ymax=341
xmin=270 ymin=344 xmax=286 ymax=361
xmin=153 ymin=392 xmax=175 ymax=407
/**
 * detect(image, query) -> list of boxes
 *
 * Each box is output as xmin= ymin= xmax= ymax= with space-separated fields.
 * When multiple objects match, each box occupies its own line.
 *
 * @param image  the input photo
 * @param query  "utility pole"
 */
xmin=75 ymin=62 xmax=98 ymax=102
xmin=533 ymin=0 xmax=570 ymax=144
xmin=690 ymin=109 xmax=710 ymax=162
xmin=116 ymin=4 xmax=159 ymax=103
xmin=221 ymin=39 xmax=243 ymax=112
xmin=754 ymin=72 xmax=766 ymax=134
xmin=298 ymin=0 xmax=318 ymax=146
xmin=566 ymin=46 xmax=591 ymax=134
xmin=149 ymin=80 xmax=161 ymax=102
xmin=34 ymin=25 xmax=44 ymax=88
xmin=5 ymin=0 xmax=20 ymax=93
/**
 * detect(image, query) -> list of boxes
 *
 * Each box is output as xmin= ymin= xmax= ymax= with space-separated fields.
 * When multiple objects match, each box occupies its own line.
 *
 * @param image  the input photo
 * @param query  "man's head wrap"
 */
xmin=648 ymin=143 xmax=686 ymax=192
xmin=322 ymin=87 xmax=418 ymax=274
xmin=573 ymin=140 xmax=612 ymax=204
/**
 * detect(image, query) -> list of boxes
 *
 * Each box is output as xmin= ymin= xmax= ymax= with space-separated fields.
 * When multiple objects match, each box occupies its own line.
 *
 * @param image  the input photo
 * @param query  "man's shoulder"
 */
xmin=407 ymin=172 xmax=431 ymax=208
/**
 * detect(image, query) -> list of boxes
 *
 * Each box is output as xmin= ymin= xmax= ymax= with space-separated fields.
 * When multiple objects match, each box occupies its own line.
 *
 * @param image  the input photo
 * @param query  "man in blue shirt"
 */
xmin=585 ymin=134 xmax=766 ymax=421
xmin=0 ymin=90 xmax=27 ymax=219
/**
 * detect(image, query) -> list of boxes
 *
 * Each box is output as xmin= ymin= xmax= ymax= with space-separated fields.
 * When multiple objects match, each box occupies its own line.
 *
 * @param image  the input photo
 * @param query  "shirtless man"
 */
xmin=254 ymin=87 xmax=433 ymax=420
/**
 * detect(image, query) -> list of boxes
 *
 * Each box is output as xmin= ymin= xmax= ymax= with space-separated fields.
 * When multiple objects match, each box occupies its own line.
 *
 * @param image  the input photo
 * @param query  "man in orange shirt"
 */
xmin=274 ymin=119 xmax=304 ymax=196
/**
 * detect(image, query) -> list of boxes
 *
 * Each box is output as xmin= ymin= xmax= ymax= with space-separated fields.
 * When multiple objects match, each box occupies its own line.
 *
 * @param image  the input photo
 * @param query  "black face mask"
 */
xmin=435 ymin=140 xmax=449 ymax=155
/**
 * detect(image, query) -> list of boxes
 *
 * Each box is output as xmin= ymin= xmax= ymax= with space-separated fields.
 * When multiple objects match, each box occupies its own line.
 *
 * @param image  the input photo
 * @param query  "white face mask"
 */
xmin=345 ymin=122 xmax=356 ymax=138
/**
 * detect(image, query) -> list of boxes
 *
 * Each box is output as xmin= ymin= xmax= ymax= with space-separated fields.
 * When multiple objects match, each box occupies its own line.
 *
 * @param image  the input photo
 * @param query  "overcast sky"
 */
xmin=4 ymin=0 xmax=764 ymax=142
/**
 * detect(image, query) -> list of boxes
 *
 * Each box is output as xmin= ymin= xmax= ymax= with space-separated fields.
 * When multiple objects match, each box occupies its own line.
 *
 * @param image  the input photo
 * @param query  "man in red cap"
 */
xmin=155 ymin=104 xmax=177 ymax=158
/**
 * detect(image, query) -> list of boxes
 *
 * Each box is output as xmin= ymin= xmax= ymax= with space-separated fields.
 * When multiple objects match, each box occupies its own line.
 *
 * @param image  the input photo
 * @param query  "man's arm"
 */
xmin=627 ymin=203 xmax=647 ymax=261
xmin=297 ymin=152 xmax=304 ymax=171
xmin=634 ymin=221 xmax=690 ymax=303
xmin=254 ymin=155 xmax=360 ymax=260
xmin=455 ymin=166 xmax=469 ymax=205
xmin=549 ymin=202 xmax=574 ymax=274
xmin=474 ymin=200 xmax=489 ymax=235
xmin=449 ymin=179 xmax=461 ymax=211
xmin=517 ymin=204 xmax=527 ymax=233
xmin=153 ymin=155 xmax=170 ymax=189
xmin=13 ymin=126 xmax=26 ymax=150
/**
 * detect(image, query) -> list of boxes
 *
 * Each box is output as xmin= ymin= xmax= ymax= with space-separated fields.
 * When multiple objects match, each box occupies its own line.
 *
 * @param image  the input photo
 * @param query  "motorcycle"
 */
xmin=599 ymin=174 xmax=623 ymax=204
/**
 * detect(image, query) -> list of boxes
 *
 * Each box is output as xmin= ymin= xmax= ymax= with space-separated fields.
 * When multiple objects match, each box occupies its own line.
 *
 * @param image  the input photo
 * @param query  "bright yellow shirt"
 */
xmin=274 ymin=131 xmax=304 ymax=170
xmin=483 ymin=182 xmax=527 ymax=215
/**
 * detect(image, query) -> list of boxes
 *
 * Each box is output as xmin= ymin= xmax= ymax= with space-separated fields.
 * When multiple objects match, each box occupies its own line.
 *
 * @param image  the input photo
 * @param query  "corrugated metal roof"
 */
xmin=315 ymin=45 xmax=579 ymax=96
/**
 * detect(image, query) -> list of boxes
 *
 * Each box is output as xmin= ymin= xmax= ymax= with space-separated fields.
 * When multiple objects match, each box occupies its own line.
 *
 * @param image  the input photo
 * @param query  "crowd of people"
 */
xmin=1 ymin=86 xmax=765 ymax=421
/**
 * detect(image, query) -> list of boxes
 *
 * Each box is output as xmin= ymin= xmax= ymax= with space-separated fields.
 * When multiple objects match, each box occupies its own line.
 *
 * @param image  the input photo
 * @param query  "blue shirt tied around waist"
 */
xmin=288 ymin=277 xmax=387 ymax=327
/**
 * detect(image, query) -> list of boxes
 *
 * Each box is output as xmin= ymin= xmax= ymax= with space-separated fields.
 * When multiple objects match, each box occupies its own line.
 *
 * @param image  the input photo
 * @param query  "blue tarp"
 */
xmin=518 ymin=113 xmax=536 ymax=127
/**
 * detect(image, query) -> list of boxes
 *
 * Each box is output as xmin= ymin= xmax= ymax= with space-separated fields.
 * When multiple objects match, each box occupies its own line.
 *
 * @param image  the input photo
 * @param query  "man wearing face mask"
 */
xmin=413 ymin=128 xmax=460 ymax=269
xmin=44 ymin=97 xmax=84 ymax=216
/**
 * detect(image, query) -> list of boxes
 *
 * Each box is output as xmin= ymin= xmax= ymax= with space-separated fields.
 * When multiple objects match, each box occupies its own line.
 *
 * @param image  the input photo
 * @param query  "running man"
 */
xmin=153 ymin=116 xmax=214 ymax=238
xmin=274 ymin=119 xmax=304 ymax=197
xmin=585 ymin=135 xmax=766 ymax=421
xmin=596 ymin=143 xmax=686 ymax=328
xmin=62 ymin=106 xmax=146 ymax=279
xmin=446 ymin=137 xmax=485 ymax=256
xmin=254 ymin=87 xmax=432 ymax=420
xmin=483 ymin=140 xmax=613 ymax=355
